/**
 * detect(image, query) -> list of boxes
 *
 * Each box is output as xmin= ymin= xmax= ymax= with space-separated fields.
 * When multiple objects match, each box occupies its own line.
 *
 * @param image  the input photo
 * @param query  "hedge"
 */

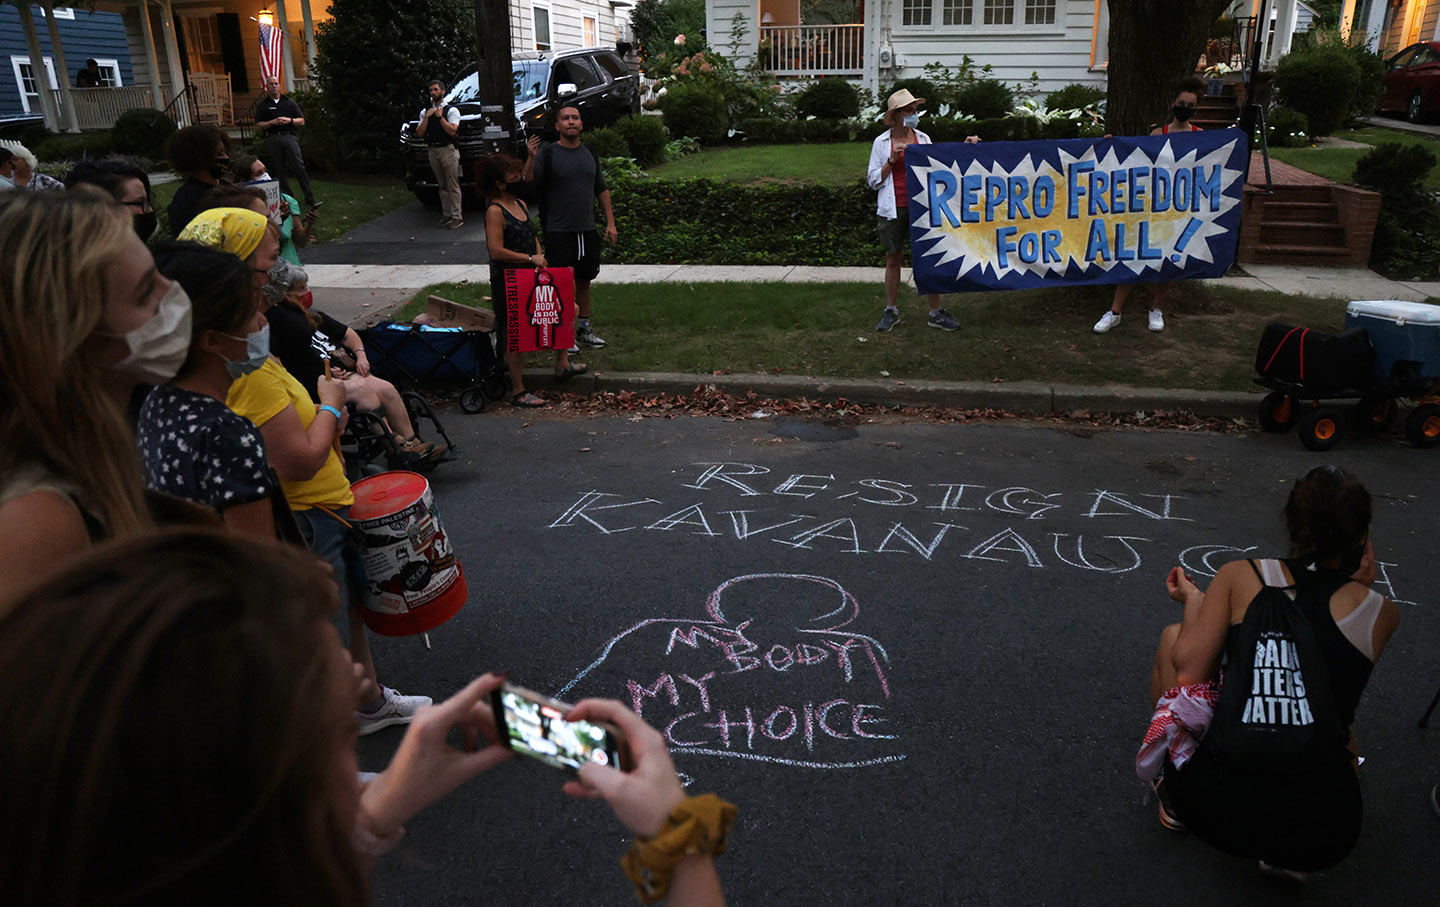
xmin=735 ymin=114 xmax=1075 ymax=145
xmin=603 ymin=171 xmax=882 ymax=266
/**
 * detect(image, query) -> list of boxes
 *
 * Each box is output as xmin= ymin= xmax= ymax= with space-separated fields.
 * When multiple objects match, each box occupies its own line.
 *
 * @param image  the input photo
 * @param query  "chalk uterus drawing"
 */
xmin=556 ymin=573 xmax=904 ymax=770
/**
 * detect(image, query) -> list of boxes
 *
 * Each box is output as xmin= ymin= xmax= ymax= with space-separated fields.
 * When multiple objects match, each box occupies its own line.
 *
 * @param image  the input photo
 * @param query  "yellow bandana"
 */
xmin=178 ymin=207 xmax=269 ymax=260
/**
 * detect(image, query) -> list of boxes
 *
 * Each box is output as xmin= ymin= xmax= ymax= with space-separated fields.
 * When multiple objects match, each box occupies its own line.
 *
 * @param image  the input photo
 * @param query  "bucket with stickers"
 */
xmin=349 ymin=471 xmax=467 ymax=636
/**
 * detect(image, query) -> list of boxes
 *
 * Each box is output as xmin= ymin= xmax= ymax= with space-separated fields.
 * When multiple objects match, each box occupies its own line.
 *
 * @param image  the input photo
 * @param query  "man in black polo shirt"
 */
xmin=255 ymin=76 xmax=318 ymax=209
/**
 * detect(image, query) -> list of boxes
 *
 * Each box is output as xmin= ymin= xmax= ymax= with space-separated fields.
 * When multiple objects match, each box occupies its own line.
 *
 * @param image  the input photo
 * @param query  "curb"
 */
xmin=519 ymin=369 xmax=1260 ymax=420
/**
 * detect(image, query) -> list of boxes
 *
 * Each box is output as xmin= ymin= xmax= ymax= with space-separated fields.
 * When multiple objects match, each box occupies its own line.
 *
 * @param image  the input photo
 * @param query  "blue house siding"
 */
xmin=0 ymin=5 xmax=133 ymax=120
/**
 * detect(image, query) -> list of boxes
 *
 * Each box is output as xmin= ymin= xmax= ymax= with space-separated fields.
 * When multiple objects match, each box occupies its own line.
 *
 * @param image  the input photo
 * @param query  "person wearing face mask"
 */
xmin=136 ymin=243 xmax=299 ymax=541
xmin=868 ymin=89 xmax=963 ymax=334
xmin=1093 ymin=77 xmax=1206 ymax=336
xmin=231 ymin=154 xmax=318 ymax=265
xmin=65 ymin=160 xmax=159 ymax=241
xmin=164 ymin=124 xmax=235 ymax=236
xmin=0 ymin=192 xmax=192 ymax=613
xmin=182 ymin=206 xmax=433 ymax=734
xmin=0 ymin=141 xmax=64 ymax=191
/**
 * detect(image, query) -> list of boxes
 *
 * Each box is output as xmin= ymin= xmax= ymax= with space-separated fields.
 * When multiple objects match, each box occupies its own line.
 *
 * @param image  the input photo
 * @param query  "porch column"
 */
xmin=1270 ymin=0 xmax=1300 ymax=64
xmin=1362 ymin=0 xmax=1387 ymax=51
xmin=156 ymin=0 xmax=190 ymax=125
xmin=274 ymin=0 xmax=296 ymax=92
xmin=861 ymin=0 xmax=879 ymax=94
xmin=299 ymin=0 xmax=317 ymax=69
xmin=41 ymin=3 xmax=82 ymax=132
xmin=137 ymin=0 xmax=165 ymax=111
xmin=1338 ymin=0 xmax=1358 ymax=41
xmin=16 ymin=2 xmax=62 ymax=130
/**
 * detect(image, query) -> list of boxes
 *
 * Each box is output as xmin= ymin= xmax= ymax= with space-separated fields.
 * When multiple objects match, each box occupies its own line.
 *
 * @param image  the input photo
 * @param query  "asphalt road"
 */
xmin=306 ymin=199 xmax=492 ymax=266
xmin=358 ymin=411 xmax=1440 ymax=905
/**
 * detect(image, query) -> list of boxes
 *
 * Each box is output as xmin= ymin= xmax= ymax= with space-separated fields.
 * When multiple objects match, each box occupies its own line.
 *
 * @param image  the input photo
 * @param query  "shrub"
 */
xmin=1353 ymin=142 xmax=1438 ymax=203
xmin=922 ymin=116 xmax=982 ymax=143
xmin=111 ymin=108 xmax=176 ymax=159
xmin=738 ymin=116 xmax=802 ymax=144
xmin=794 ymin=79 xmax=860 ymax=120
xmin=1039 ymin=118 xmax=1082 ymax=140
xmin=314 ymin=0 xmax=476 ymax=172
xmin=1265 ymin=107 xmax=1310 ymax=148
xmin=1344 ymin=43 xmax=1386 ymax=122
xmin=954 ymin=79 xmax=1014 ymax=119
xmin=801 ymin=118 xmax=860 ymax=143
xmin=884 ymin=78 xmax=940 ymax=109
xmin=32 ymin=130 xmax=113 ymax=163
xmin=584 ymin=126 xmax=632 ymax=159
xmin=1353 ymin=144 xmax=1440 ymax=279
xmin=1046 ymin=83 xmax=1105 ymax=112
xmin=604 ymin=170 xmax=880 ymax=266
xmin=1274 ymin=46 xmax=1360 ymax=136
xmin=612 ymin=115 xmax=669 ymax=166
xmin=631 ymin=0 xmax=706 ymax=60
xmin=659 ymin=83 xmax=729 ymax=144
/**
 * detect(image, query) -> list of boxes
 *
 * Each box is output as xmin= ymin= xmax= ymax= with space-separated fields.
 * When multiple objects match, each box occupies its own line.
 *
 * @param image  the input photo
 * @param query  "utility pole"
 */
xmin=475 ymin=0 xmax=517 ymax=153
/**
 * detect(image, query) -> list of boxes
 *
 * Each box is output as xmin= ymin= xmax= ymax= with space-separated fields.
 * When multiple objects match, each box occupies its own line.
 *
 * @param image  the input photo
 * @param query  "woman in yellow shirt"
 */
xmin=180 ymin=207 xmax=430 ymax=734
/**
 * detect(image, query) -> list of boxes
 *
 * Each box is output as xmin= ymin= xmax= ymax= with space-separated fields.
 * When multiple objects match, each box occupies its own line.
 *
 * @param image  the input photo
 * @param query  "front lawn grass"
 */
xmin=398 ymin=280 xmax=1348 ymax=392
xmin=647 ymin=142 xmax=870 ymax=184
xmin=1269 ymin=126 xmax=1440 ymax=191
xmin=150 ymin=176 xmax=411 ymax=242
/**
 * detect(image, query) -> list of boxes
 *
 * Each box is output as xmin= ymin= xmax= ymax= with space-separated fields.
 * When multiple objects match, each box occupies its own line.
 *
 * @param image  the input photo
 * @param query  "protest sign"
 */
xmin=905 ymin=129 xmax=1247 ymax=294
xmin=504 ymin=267 xmax=576 ymax=353
xmin=242 ymin=178 xmax=284 ymax=225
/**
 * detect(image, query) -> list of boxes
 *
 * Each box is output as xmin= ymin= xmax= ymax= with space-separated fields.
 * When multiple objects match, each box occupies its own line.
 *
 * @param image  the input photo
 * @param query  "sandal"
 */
xmin=555 ymin=362 xmax=589 ymax=381
xmin=509 ymin=391 xmax=547 ymax=408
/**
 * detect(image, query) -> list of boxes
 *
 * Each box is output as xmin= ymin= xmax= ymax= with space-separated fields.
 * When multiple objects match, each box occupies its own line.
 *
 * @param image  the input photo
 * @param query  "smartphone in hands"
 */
xmin=491 ymin=683 xmax=629 ymax=773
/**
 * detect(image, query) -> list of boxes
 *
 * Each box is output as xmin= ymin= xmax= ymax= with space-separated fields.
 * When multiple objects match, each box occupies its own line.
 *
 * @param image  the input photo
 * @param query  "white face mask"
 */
xmin=0 ymin=172 xmax=15 ymax=190
xmin=901 ymin=113 xmax=921 ymax=128
xmin=104 ymin=281 xmax=194 ymax=384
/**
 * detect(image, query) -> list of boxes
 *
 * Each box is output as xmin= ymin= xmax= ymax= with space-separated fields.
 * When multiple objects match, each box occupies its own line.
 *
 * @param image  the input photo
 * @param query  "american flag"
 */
xmin=259 ymin=21 xmax=283 ymax=85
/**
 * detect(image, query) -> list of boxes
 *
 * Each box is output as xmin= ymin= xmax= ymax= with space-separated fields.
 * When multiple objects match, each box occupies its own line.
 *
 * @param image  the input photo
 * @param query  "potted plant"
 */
xmin=1204 ymin=62 xmax=1235 ymax=96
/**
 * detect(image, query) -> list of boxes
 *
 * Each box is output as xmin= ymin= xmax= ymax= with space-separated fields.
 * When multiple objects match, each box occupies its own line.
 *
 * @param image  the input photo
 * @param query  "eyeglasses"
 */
xmin=120 ymin=199 xmax=154 ymax=214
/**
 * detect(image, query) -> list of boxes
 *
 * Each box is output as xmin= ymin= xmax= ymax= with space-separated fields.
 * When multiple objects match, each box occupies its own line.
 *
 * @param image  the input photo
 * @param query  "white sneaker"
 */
xmin=1148 ymin=309 xmax=1165 ymax=332
xmin=357 ymin=685 xmax=432 ymax=735
xmin=1093 ymin=310 xmax=1122 ymax=334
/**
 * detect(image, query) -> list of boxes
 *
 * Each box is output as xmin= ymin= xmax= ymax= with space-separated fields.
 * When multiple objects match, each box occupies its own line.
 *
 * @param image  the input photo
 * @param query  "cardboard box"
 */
xmin=424 ymin=295 xmax=494 ymax=332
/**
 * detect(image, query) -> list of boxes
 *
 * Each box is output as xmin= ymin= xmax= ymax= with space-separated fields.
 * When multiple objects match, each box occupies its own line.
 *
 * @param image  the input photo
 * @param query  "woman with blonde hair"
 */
xmin=0 ymin=192 xmax=192 ymax=612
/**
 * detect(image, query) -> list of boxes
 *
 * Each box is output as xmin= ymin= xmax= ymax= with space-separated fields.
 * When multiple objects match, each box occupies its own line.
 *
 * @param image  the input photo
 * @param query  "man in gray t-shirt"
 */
xmin=522 ymin=106 xmax=616 ymax=349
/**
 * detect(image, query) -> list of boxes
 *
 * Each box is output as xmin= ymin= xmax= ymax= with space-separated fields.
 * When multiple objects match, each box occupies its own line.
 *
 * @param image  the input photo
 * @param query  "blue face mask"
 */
xmin=219 ymin=323 xmax=270 ymax=379
xmin=0 ymin=172 xmax=16 ymax=190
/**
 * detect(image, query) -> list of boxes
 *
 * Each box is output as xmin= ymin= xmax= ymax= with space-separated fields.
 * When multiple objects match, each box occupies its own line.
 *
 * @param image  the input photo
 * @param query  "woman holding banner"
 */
xmin=868 ymin=90 xmax=961 ymax=334
xmin=1093 ymin=78 xmax=1206 ymax=335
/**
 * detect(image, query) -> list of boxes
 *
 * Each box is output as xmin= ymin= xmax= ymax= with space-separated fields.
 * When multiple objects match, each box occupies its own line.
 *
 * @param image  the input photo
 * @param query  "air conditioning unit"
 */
xmin=878 ymin=43 xmax=895 ymax=69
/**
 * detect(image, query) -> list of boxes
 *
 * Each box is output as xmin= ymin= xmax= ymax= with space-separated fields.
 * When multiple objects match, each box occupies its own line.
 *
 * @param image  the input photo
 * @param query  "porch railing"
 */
xmin=758 ymin=24 xmax=864 ymax=76
xmin=68 ymin=86 xmax=156 ymax=130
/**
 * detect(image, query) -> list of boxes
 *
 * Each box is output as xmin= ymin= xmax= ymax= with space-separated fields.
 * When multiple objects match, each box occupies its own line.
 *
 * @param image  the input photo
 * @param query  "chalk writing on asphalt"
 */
xmin=557 ymin=573 xmax=904 ymax=770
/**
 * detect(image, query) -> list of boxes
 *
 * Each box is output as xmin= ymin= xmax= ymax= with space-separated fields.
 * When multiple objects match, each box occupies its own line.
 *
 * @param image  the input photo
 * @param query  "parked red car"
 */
xmin=1377 ymin=41 xmax=1440 ymax=123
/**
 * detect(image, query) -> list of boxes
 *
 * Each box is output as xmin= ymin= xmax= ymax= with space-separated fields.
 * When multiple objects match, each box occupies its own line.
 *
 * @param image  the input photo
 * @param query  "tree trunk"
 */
xmin=1106 ymin=0 xmax=1235 ymax=135
xmin=475 ymin=0 xmax=516 ymax=150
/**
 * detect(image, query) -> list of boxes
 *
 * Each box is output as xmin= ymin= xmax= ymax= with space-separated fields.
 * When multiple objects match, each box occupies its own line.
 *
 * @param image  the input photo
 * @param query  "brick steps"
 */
xmin=1250 ymin=242 xmax=1356 ymax=266
xmin=1263 ymin=200 xmax=1341 ymax=222
xmin=1259 ymin=222 xmax=1347 ymax=246
xmin=1238 ymin=174 xmax=1381 ymax=268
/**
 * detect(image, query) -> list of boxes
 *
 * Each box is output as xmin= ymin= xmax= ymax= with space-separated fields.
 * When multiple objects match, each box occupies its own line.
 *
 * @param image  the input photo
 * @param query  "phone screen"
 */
xmin=494 ymin=685 xmax=623 ymax=773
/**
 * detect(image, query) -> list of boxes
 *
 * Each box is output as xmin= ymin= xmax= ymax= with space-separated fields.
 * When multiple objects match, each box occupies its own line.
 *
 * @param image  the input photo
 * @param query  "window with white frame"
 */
xmin=943 ymin=0 xmax=974 ymax=25
xmin=982 ymin=0 xmax=1014 ymax=25
xmin=1024 ymin=0 xmax=1056 ymax=26
xmin=584 ymin=15 xmax=597 ymax=46
xmin=94 ymin=60 xmax=123 ymax=87
xmin=10 ymin=56 xmax=59 ymax=115
xmin=902 ymin=0 xmax=932 ymax=27
xmin=534 ymin=6 xmax=552 ymax=51
xmin=36 ymin=6 xmax=76 ymax=19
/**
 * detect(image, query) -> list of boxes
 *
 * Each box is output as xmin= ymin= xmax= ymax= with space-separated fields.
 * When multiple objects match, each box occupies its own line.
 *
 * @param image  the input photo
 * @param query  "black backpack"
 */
xmin=1205 ymin=560 xmax=1349 ymax=769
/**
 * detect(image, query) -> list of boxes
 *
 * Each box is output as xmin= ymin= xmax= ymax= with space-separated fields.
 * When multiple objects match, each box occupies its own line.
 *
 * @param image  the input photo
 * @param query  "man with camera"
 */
xmin=415 ymin=79 xmax=463 ymax=229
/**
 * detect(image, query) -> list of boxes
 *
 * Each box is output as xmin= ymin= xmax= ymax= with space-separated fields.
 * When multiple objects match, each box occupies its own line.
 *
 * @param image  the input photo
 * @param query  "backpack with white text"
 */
xmin=1204 ymin=559 xmax=1350 ymax=769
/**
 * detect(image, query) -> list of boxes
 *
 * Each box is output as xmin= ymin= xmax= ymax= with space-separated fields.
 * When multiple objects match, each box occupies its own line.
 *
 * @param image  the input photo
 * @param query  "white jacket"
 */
xmin=867 ymin=127 xmax=932 ymax=220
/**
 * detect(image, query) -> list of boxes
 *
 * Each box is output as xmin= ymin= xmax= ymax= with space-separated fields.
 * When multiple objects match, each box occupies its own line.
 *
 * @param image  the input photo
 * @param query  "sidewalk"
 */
xmin=310 ymin=262 xmax=1440 ymax=327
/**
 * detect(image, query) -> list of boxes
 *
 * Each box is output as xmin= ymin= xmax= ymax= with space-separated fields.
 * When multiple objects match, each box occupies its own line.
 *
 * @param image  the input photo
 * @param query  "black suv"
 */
xmin=401 ymin=47 xmax=640 ymax=206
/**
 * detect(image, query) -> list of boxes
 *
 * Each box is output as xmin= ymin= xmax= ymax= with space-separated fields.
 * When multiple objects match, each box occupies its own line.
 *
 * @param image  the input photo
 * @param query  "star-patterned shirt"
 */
xmin=137 ymin=385 xmax=277 ymax=512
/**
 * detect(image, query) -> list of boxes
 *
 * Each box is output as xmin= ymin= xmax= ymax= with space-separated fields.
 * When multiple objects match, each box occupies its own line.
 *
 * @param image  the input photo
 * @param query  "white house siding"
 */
xmin=1424 ymin=1 xmax=1439 ymax=40
xmin=707 ymin=0 xmax=760 ymax=64
xmin=706 ymin=0 xmax=1100 ymax=96
xmin=514 ymin=0 xmax=631 ymax=54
